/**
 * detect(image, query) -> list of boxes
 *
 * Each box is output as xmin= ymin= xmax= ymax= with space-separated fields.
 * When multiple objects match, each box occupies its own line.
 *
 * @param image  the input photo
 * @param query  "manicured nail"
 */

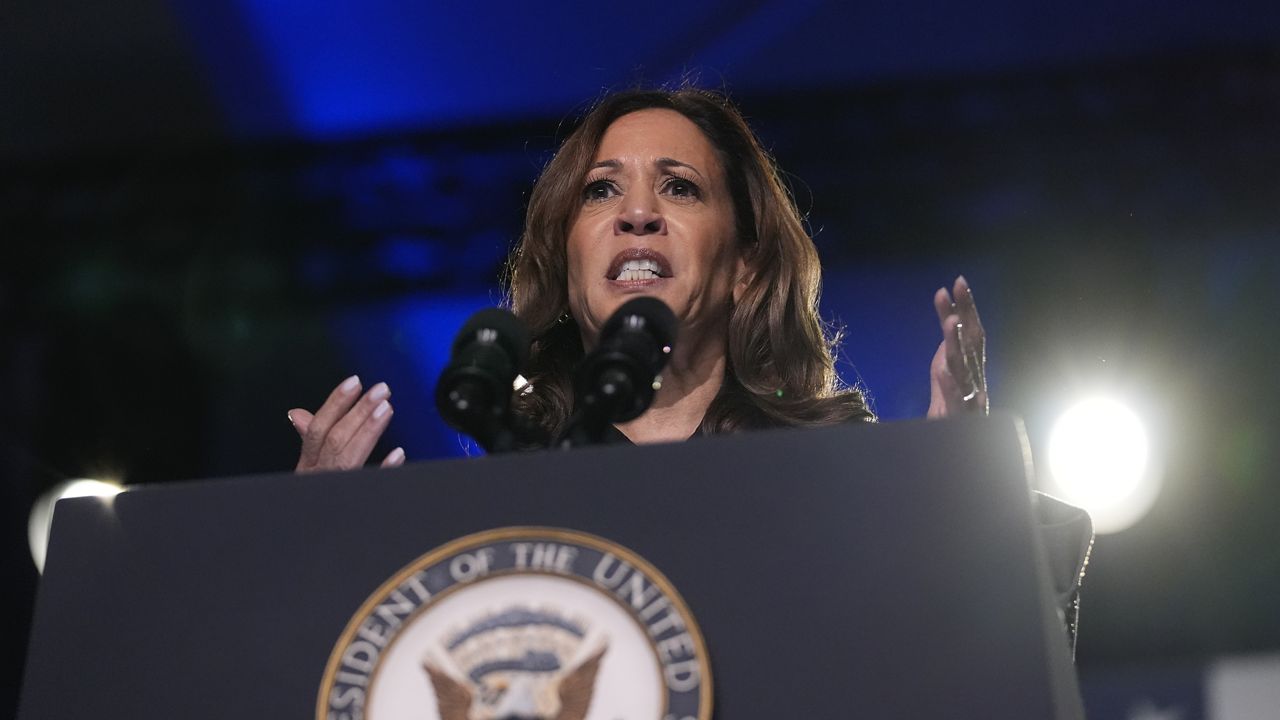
xmin=368 ymin=382 xmax=390 ymax=402
xmin=387 ymin=447 xmax=405 ymax=466
xmin=340 ymin=374 xmax=361 ymax=394
xmin=373 ymin=399 xmax=391 ymax=419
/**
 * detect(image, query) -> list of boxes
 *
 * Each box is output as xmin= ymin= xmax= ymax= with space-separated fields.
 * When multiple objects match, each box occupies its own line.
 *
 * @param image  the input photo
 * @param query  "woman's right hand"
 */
xmin=288 ymin=375 xmax=406 ymax=473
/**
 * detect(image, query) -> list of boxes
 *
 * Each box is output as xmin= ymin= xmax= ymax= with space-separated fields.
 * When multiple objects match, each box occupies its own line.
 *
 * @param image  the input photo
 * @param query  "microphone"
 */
xmin=435 ymin=308 xmax=530 ymax=453
xmin=560 ymin=297 xmax=677 ymax=447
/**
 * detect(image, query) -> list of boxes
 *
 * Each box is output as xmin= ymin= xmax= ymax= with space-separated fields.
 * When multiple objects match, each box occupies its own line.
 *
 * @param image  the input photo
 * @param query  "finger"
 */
xmin=933 ymin=286 xmax=954 ymax=326
xmin=972 ymin=388 xmax=990 ymax=415
xmin=944 ymin=315 xmax=970 ymax=398
xmin=952 ymin=276 xmax=987 ymax=396
xmin=318 ymin=383 xmax=392 ymax=467
xmin=335 ymin=398 xmax=394 ymax=469
xmin=381 ymin=447 xmax=406 ymax=468
xmin=964 ymin=339 xmax=986 ymax=395
xmin=955 ymin=322 xmax=980 ymax=401
xmin=300 ymin=375 xmax=363 ymax=466
xmin=288 ymin=408 xmax=313 ymax=437
xmin=954 ymin=275 xmax=985 ymax=353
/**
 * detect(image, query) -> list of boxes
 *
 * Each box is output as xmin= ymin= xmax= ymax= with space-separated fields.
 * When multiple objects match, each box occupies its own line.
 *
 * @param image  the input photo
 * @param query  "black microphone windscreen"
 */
xmin=602 ymin=296 xmax=677 ymax=349
xmin=453 ymin=308 xmax=531 ymax=370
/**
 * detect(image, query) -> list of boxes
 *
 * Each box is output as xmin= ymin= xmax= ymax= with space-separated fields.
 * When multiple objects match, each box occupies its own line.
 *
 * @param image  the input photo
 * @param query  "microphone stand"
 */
xmin=556 ymin=367 xmax=636 ymax=449
xmin=437 ymin=376 xmax=520 ymax=454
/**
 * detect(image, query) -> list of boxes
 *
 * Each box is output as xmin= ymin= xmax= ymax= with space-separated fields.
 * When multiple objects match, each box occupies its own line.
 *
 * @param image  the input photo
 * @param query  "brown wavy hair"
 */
xmin=506 ymin=87 xmax=873 ymax=442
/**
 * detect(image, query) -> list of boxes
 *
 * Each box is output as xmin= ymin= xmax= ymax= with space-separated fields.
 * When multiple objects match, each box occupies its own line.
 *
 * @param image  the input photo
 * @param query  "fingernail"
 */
xmin=373 ymin=399 xmax=391 ymax=419
xmin=286 ymin=411 xmax=295 ymax=426
xmin=387 ymin=447 xmax=405 ymax=466
xmin=340 ymin=374 xmax=360 ymax=394
xmin=368 ymin=382 xmax=390 ymax=402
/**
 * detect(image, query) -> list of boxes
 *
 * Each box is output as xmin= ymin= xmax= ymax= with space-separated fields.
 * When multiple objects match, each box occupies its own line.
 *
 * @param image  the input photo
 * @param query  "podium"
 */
xmin=20 ymin=415 xmax=1084 ymax=719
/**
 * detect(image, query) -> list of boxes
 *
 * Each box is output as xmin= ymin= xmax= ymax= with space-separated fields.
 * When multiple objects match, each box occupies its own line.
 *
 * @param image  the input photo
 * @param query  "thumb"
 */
xmin=287 ymin=408 xmax=314 ymax=437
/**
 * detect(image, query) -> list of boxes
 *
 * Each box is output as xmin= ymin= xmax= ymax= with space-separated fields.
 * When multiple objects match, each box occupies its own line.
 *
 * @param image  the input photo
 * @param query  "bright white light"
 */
xmin=28 ymin=478 xmax=124 ymax=574
xmin=1047 ymin=397 xmax=1158 ymax=534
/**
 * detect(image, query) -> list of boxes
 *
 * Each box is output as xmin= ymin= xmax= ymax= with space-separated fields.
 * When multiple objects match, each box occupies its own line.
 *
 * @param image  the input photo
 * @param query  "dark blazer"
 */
xmin=1034 ymin=492 xmax=1094 ymax=654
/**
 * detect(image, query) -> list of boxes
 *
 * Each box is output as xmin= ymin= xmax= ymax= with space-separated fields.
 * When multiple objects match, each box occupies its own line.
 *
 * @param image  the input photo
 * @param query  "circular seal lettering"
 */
xmin=317 ymin=527 xmax=711 ymax=720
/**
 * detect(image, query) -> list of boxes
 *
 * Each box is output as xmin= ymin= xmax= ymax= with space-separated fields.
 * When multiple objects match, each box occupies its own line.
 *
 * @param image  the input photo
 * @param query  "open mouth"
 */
xmin=606 ymin=248 xmax=673 ymax=281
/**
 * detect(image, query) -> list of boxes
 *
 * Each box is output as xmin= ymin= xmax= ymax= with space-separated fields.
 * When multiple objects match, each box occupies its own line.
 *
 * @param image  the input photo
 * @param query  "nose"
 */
xmin=614 ymin=199 xmax=667 ymax=236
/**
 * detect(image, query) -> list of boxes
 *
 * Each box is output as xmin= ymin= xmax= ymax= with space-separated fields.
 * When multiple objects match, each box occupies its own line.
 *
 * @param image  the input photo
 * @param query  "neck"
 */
xmin=614 ymin=334 xmax=727 ymax=445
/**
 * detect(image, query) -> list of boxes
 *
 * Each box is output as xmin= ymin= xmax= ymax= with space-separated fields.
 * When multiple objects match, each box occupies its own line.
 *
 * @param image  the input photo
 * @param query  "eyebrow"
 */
xmin=589 ymin=157 xmax=706 ymax=180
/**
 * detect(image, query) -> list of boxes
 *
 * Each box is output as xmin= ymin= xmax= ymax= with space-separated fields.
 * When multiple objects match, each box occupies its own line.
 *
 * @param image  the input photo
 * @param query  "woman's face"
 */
xmin=566 ymin=109 xmax=746 ymax=348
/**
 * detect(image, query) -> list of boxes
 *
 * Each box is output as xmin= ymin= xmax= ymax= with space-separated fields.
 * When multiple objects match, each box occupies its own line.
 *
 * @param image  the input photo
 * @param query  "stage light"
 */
xmin=1046 ymin=397 xmax=1158 ymax=534
xmin=28 ymin=478 xmax=124 ymax=574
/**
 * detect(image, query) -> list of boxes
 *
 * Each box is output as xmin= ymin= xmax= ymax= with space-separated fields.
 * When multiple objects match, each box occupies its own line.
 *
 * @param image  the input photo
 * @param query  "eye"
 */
xmin=583 ymin=178 xmax=618 ymax=203
xmin=663 ymin=176 xmax=701 ymax=199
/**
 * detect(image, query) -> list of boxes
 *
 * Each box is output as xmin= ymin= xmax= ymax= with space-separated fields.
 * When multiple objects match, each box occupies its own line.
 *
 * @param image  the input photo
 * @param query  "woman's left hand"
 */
xmin=927 ymin=275 xmax=989 ymax=418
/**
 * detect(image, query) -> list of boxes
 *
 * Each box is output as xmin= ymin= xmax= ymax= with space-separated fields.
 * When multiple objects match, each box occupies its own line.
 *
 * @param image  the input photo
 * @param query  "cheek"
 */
xmin=564 ymin=229 xmax=593 ymax=310
xmin=699 ymin=233 xmax=743 ymax=292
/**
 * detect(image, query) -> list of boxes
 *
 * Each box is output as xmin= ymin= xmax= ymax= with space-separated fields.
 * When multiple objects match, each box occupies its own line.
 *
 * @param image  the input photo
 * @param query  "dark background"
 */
xmin=3 ymin=1 xmax=1278 ymax=716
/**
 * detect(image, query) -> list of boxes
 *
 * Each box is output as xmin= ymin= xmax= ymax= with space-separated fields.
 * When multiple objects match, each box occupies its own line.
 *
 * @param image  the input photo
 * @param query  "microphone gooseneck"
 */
xmin=435 ymin=308 xmax=530 ymax=453
xmin=559 ymin=296 xmax=677 ymax=448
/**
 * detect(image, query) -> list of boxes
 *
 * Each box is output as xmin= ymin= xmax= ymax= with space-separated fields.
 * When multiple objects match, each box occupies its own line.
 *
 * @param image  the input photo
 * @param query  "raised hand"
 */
xmin=927 ymin=276 xmax=989 ymax=418
xmin=288 ymin=375 xmax=406 ymax=473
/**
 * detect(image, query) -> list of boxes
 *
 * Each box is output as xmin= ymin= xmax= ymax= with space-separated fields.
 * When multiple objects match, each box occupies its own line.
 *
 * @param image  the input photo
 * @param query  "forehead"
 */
xmin=595 ymin=109 xmax=720 ymax=171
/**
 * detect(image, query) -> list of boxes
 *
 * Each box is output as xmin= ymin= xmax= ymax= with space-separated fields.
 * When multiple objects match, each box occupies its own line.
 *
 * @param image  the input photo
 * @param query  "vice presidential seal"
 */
xmin=318 ymin=527 xmax=711 ymax=720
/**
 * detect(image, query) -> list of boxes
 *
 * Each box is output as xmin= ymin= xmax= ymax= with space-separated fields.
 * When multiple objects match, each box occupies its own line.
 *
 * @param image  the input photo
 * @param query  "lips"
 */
xmin=606 ymin=248 xmax=673 ymax=281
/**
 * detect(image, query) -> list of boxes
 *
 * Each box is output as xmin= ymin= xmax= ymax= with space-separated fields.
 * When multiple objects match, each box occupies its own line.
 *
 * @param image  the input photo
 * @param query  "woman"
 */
xmin=287 ymin=88 xmax=988 ymax=469
xmin=286 ymin=88 xmax=1088 ymax=647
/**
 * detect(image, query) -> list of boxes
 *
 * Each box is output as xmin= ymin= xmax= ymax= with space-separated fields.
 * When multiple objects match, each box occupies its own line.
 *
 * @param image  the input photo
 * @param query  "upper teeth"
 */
xmin=617 ymin=259 xmax=662 ymax=281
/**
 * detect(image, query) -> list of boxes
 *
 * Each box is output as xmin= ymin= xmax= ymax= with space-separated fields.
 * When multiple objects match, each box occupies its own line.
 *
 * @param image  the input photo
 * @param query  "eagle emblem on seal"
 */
xmin=422 ymin=606 xmax=608 ymax=720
